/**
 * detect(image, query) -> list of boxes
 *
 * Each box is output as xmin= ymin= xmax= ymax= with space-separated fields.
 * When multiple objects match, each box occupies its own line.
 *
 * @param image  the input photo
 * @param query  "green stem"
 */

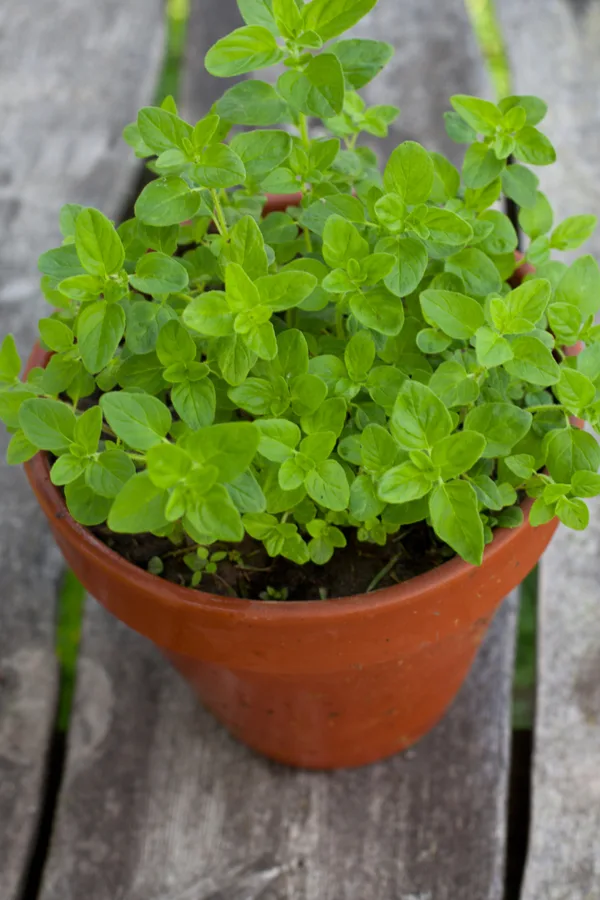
xmin=303 ymin=227 xmax=313 ymax=253
xmin=525 ymin=404 xmax=565 ymax=414
xmin=367 ymin=553 xmax=401 ymax=593
xmin=211 ymin=189 xmax=229 ymax=238
xmin=299 ymin=113 xmax=310 ymax=149
xmin=286 ymin=308 xmax=297 ymax=328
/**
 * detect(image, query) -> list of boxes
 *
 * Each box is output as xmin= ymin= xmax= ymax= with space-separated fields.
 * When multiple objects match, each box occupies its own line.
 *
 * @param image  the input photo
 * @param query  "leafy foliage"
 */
xmin=3 ymin=0 xmax=600 ymax=582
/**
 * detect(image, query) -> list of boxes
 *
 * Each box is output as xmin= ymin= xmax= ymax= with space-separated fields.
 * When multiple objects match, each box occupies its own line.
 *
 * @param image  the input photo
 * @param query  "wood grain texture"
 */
xmin=0 ymin=2 xmax=164 ymax=897
xmin=520 ymin=503 xmax=600 ymax=900
xmin=40 ymin=592 xmax=517 ymax=900
xmin=181 ymin=0 xmax=490 ymax=164
xmin=498 ymin=0 xmax=600 ymax=258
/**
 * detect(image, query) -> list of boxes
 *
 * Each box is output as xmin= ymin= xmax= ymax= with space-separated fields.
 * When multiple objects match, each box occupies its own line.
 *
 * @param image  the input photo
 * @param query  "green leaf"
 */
xmin=19 ymin=398 xmax=76 ymax=452
xmin=571 ymin=470 xmax=600 ymax=498
xmin=225 ymin=215 xmax=269 ymax=280
xmin=330 ymin=38 xmax=394 ymax=89
xmin=504 ymin=335 xmax=561 ymax=386
xmin=464 ymin=403 xmax=532 ymax=457
xmin=137 ymin=107 xmax=193 ymax=154
xmin=544 ymin=427 xmax=600 ymax=483
xmin=462 ymin=143 xmax=504 ymax=189
xmin=256 ymin=418 xmax=301 ymax=462
xmin=420 ymin=289 xmax=485 ymax=339
xmin=50 ymin=454 xmax=87 ymax=486
xmin=129 ymin=252 xmax=189 ymax=296
xmin=290 ymin=373 xmax=327 ymax=416
xmin=186 ymin=485 xmax=245 ymax=542
xmin=429 ymin=481 xmax=484 ymax=565
xmin=217 ymin=335 xmax=255 ymax=386
xmin=184 ymin=291 xmax=234 ymax=337
xmin=423 ymin=208 xmax=473 ymax=246
xmin=156 ymin=319 xmax=196 ymax=366
xmin=237 ymin=0 xmax=277 ymax=32
xmin=383 ymin=141 xmax=434 ymax=204
xmin=183 ymin=421 xmax=260 ymax=483
xmin=556 ymin=495 xmax=589 ymax=531
xmin=471 ymin=474 xmax=504 ymax=511
xmin=383 ymin=237 xmax=428 ymax=297
xmin=445 ymin=248 xmax=502 ymax=296
xmin=500 ymin=278 xmax=551 ymax=333
xmin=551 ymin=215 xmax=597 ymax=251
xmin=556 ymin=367 xmax=595 ymax=414
xmin=501 ymin=165 xmax=539 ymax=209
xmin=73 ymin=405 xmax=102 ymax=455
xmin=230 ymin=130 xmax=292 ymax=182
xmin=360 ymin=423 xmax=398 ymax=474
xmin=519 ymin=191 xmax=553 ymax=238
xmin=431 ymin=431 xmax=486 ymax=480
xmin=76 ymin=301 xmax=125 ymax=375
xmin=194 ymin=144 xmax=246 ymax=189
xmin=444 ymin=111 xmax=477 ymax=144
xmin=205 ymin=26 xmax=284 ymax=77
xmin=302 ymin=195 xmax=365 ymax=236
xmin=75 ymin=208 xmax=124 ymax=277
xmin=478 ymin=210 xmax=518 ymax=256
xmin=6 ymin=430 xmax=37 ymax=465
xmin=135 ymin=176 xmax=201 ymax=227
xmin=108 ymin=472 xmax=168 ymax=532
xmin=226 ymin=471 xmax=266 ymax=514
xmin=278 ymin=54 xmax=345 ymax=119
xmin=500 ymin=94 xmax=547 ymax=126
xmin=554 ymin=256 xmax=600 ymax=319
xmin=450 ymin=95 xmax=501 ymax=135
xmin=345 ymin=330 xmax=375 ymax=383
xmin=475 ymin=326 xmax=513 ymax=368
xmin=38 ymin=319 xmax=74 ymax=355
xmin=378 ymin=461 xmax=433 ymax=504
xmin=301 ymin=397 xmax=346 ymax=437
xmin=323 ymin=215 xmax=368 ymax=268
xmin=391 ymin=380 xmax=452 ymax=450
xmin=100 ymin=392 xmax=171 ymax=450
xmin=0 ymin=335 xmax=21 ymax=382
xmin=278 ymin=329 xmax=309 ymax=379
xmin=256 ymin=271 xmax=317 ymax=310
xmin=305 ymin=459 xmax=349 ymax=511
xmin=146 ymin=443 xmax=192 ymax=489
xmin=429 ymin=360 xmax=478 ymax=408
xmin=350 ymin=287 xmax=405 ymax=336
xmin=514 ymin=127 xmax=556 ymax=166
xmin=302 ymin=0 xmax=377 ymax=41
xmin=86 ymin=450 xmax=136 ymax=498
xmin=229 ymin=377 xmax=275 ymax=415
xmin=65 ymin=478 xmax=112 ymax=526
xmin=117 ymin=351 xmax=167 ymax=395
xmin=172 ymin=379 xmax=216 ymax=429
xmin=215 ymin=80 xmax=289 ymax=126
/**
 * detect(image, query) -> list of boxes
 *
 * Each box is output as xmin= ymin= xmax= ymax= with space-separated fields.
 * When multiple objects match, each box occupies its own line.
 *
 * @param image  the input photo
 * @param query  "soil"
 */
xmin=90 ymin=523 xmax=455 ymax=601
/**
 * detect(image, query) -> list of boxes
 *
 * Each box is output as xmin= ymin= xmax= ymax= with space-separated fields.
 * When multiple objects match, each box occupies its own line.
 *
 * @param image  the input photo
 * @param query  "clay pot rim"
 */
xmin=25 ymin=413 xmax=537 ymax=622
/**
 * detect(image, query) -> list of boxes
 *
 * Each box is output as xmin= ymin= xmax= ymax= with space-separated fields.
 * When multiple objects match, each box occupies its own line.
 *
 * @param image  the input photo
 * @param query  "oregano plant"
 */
xmin=2 ymin=0 xmax=600 ymax=591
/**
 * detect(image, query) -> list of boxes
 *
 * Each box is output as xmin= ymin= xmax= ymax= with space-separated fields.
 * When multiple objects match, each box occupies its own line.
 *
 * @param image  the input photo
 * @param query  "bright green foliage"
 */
xmin=3 ymin=0 xmax=600 ymax=584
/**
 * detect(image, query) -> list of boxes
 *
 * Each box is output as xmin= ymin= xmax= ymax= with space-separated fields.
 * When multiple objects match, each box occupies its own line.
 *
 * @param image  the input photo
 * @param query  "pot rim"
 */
xmin=25 ymin=432 xmax=537 ymax=623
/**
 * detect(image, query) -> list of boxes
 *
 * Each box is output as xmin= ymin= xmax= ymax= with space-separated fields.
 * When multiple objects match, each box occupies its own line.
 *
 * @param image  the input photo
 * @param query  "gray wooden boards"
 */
xmin=521 ymin=506 xmax=600 ymax=900
xmin=181 ymin=0 xmax=490 ymax=165
xmin=497 ymin=4 xmax=600 ymax=896
xmin=40 ymin=592 xmax=517 ymax=900
xmin=0 ymin=2 xmax=164 ymax=897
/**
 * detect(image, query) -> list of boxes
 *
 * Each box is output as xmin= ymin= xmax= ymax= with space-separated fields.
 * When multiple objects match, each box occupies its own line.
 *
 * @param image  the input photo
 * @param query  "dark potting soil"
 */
xmin=90 ymin=523 xmax=455 ymax=601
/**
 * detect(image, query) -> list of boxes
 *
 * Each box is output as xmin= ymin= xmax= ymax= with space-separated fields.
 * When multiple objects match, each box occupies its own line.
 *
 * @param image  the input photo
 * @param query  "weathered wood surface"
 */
xmin=182 ymin=0 xmax=489 ymax=165
xmin=521 ymin=509 xmax=600 ymax=900
xmin=40 ymin=593 xmax=517 ymax=900
xmin=497 ymin=5 xmax=600 ymax=896
xmin=0 ymin=2 xmax=164 ymax=897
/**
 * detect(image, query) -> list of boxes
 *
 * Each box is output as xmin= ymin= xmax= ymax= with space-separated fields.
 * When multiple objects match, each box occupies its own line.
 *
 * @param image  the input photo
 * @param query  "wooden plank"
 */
xmin=495 ymin=5 xmax=600 ymax=897
xmin=40 ymin=592 xmax=517 ymax=900
xmin=0 ymin=3 xmax=164 ymax=897
xmin=181 ymin=0 xmax=491 ymax=164
xmin=520 ymin=507 xmax=600 ymax=900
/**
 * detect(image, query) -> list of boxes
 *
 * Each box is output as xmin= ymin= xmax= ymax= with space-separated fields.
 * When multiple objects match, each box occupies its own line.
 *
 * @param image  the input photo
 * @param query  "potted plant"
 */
xmin=2 ymin=0 xmax=600 ymax=769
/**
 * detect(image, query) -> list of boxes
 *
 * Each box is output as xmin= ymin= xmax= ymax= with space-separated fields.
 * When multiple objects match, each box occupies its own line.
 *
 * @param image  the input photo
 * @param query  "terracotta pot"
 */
xmin=23 ymin=337 xmax=558 ymax=768
xmin=21 ymin=213 xmax=559 ymax=769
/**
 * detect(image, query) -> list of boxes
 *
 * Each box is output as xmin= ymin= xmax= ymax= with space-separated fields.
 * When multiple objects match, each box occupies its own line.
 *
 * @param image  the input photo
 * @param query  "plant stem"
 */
xmin=299 ymin=113 xmax=310 ymax=149
xmin=286 ymin=308 xmax=297 ymax=328
xmin=526 ymin=403 xmax=565 ymax=414
xmin=303 ymin=227 xmax=313 ymax=253
xmin=367 ymin=553 xmax=401 ymax=593
xmin=211 ymin=189 xmax=229 ymax=238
